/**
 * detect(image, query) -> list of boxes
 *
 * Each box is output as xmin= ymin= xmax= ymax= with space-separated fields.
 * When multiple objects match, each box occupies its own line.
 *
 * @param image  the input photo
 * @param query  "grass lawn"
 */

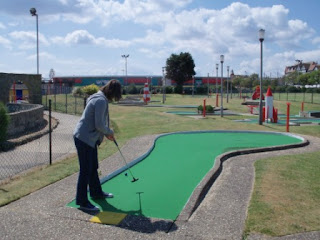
xmin=245 ymin=151 xmax=320 ymax=236
xmin=1 ymin=93 xmax=320 ymax=237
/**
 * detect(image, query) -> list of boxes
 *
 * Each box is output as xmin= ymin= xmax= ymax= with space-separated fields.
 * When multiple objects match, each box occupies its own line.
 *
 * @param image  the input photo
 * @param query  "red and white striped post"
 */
xmin=265 ymin=87 xmax=273 ymax=122
xmin=143 ymin=82 xmax=150 ymax=104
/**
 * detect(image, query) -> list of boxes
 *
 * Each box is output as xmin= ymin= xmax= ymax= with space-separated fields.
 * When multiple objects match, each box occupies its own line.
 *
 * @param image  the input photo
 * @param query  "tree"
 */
xmin=249 ymin=74 xmax=259 ymax=89
xmin=165 ymin=52 xmax=196 ymax=93
xmin=297 ymin=73 xmax=309 ymax=85
xmin=309 ymin=70 xmax=320 ymax=85
xmin=232 ymin=76 xmax=241 ymax=87
xmin=283 ymin=71 xmax=299 ymax=85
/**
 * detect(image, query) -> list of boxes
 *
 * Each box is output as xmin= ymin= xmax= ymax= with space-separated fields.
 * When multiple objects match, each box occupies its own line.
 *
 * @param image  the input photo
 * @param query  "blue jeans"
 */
xmin=74 ymin=137 xmax=103 ymax=205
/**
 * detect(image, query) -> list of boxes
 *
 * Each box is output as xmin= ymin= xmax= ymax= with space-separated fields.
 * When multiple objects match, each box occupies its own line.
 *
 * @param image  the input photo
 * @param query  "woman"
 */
xmin=73 ymin=79 xmax=122 ymax=211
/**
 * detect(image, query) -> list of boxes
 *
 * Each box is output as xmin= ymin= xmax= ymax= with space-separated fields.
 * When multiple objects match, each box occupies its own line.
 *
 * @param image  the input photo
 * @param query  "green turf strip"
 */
xmin=68 ymin=132 xmax=303 ymax=220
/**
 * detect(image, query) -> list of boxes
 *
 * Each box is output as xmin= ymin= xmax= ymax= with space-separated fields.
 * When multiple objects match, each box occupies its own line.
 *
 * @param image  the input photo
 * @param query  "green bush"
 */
xmin=286 ymin=86 xmax=301 ymax=93
xmin=0 ymin=102 xmax=9 ymax=144
xmin=196 ymin=85 xmax=208 ymax=94
xmin=198 ymin=104 xmax=214 ymax=112
xmin=305 ymin=88 xmax=316 ymax=93
xmin=72 ymin=87 xmax=84 ymax=96
xmin=166 ymin=86 xmax=174 ymax=94
xmin=126 ymin=84 xmax=138 ymax=94
xmin=275 ymin=86 xmax=286 ymax=93
xmin=174 ymin=85 xmax=183 ymax=94
xmin=82 ymin=84 xmax=99 ymax=96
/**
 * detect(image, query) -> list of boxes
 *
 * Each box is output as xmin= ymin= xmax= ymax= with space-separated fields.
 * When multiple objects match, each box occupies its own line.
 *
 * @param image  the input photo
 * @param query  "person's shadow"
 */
xmin=92 ymin=192 xmax=178 ymax=233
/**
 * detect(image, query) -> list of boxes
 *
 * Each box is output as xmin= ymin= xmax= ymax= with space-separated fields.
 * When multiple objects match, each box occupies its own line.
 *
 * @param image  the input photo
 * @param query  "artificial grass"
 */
xmin=68 ymin=131 xmax=302 ymax=220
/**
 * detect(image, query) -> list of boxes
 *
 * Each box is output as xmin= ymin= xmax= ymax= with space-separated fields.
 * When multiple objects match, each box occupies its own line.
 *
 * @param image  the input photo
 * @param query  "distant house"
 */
xmin=285 ymin=61 xmax=319 ymax=75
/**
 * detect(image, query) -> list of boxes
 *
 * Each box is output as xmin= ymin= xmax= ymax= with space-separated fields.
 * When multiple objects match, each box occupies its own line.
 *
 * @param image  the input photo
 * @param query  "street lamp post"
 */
xmin=121 ymin=54 xmax=129 ymax=86
xmin=227 ymin=66 xmax=230 ymax=103
xmin=231 ymin=69 xmax=233 ymax=99
xmin=220 ymin=55 xmax=224 ymax=117
xmin=30 ymin=8 xmax=39 ymax=74
xmin=215 ymin=64 xmax=219 ymax=95
xmin=295 ymin=59 xmax=303 ymax=85
xmin=258 ymin=29 xmax=265 ymax=125
xmin=207 ymin=73 xmax=209 ymax=97
xmin=162 ymin=67 xmax=166 ymax=104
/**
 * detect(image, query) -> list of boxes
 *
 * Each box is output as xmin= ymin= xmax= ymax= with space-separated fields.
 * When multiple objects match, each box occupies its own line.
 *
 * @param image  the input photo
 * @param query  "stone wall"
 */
xmin=7 ymin=103 xmax=44 ymax=137
xmin=0 ymin=73 xmax=42 ymax=104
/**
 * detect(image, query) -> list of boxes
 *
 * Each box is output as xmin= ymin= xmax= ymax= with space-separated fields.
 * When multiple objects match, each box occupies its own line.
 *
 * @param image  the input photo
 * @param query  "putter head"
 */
xmin=131 ymin=178 xmax=139 ymax=182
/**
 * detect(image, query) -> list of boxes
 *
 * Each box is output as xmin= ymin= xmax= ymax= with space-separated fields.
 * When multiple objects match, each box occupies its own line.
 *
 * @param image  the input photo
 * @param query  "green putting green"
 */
xmin=68 ymin=131 xmax=303 ymax=220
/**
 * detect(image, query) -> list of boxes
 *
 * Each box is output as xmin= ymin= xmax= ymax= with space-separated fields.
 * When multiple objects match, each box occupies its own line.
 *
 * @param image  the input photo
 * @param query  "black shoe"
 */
xmin=79 ymin=202 xmax=99 ymax=211
xmin=91 ymin=192 xmax=114 ymax=199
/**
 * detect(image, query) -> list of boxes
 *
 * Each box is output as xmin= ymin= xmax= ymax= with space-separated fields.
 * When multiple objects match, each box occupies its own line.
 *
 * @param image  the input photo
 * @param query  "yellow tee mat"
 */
xmin=90 ymin=211 xmax=127 ymax=225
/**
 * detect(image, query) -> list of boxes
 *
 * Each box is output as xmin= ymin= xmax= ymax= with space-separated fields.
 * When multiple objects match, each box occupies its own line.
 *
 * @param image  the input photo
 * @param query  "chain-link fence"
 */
xmin=0 ymin=90 xmax=84 ymax=183
xmin=223 ymin=89 xmax=320 ymax=104
xmin=42 ymin=85 xmax=86 ymax=114
xmin=273 ymin=91 xmax=320 ymax=104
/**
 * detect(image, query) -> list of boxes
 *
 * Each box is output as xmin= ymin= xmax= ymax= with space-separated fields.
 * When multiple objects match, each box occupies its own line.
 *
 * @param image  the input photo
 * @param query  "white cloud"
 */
xmin=312 ymin=36 xmax=320 ymax=45
xmin=1 ymin=1 xmax=319 ymax=77
xmin=71 ymin=0 xmax=192 ymax=26
xmin=9 ymin=31 xmax=50 ymax=49
xmin=27 ymin=51 xmax=56 ymax=61
xmin=59 ymin=0 xmax=69 ymax=5
xmin=138 ymin=47 xmax=170 ymax=59
xmin=128 ymin=2 xmax=315 ymax=63
xmin=51 ymin=30 xmax=131 ymax=48
xmin=0 ymin=35 xmax=11 ymax=48
xmin=294 ymin=49 xmax=320 ymax=63
xmin=0 ymin=22 xmax=5 ymax=29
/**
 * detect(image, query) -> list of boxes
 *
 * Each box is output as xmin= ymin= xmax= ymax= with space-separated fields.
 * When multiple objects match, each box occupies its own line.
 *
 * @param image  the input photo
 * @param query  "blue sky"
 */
xmin=0 ymin=0 xmax=319 ymax=79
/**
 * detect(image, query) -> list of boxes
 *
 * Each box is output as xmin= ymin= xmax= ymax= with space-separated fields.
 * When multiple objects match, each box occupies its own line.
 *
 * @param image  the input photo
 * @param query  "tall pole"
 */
xmin=162 ymin=67 xmax=166 ymax=104
xmin=227 ymin=66 xmax=229 ymax=103
xmin=36 ymin=14 xmax=39 ymax=74
xmin=30 ymin=8 xmax=39 ymax=74
xmin=207 ymin=73 xmax=209 ymax=97
xmin=220 ymin=55 xmax=224 ymax=117
xmin=215 ymin=64 xmax=219 ymax=95
xmin=231 ymin=69 xmax=233 ymax=99
xmin=121 ymin=54 xmax=129 ymax=86
xmin=259 ymin=29 xmax=265 ymax=125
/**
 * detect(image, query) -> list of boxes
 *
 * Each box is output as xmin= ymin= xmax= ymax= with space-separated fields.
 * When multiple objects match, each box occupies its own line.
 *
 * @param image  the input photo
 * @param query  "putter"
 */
xmin=113 ymin=139 xmax=139 ymax=182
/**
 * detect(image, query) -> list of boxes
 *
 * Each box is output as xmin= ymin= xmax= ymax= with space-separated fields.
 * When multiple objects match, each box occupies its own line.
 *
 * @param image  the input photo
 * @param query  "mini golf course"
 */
xmin=68 ymin=131 xmax=305 ymax=222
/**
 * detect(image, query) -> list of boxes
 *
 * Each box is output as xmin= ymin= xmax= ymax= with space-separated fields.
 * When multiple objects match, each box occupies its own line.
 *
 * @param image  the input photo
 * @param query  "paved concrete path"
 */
xmin=1 ymin=112 xmax=319 ymax=239
xmin=0 ymin=112 xmax=79 ymax=181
